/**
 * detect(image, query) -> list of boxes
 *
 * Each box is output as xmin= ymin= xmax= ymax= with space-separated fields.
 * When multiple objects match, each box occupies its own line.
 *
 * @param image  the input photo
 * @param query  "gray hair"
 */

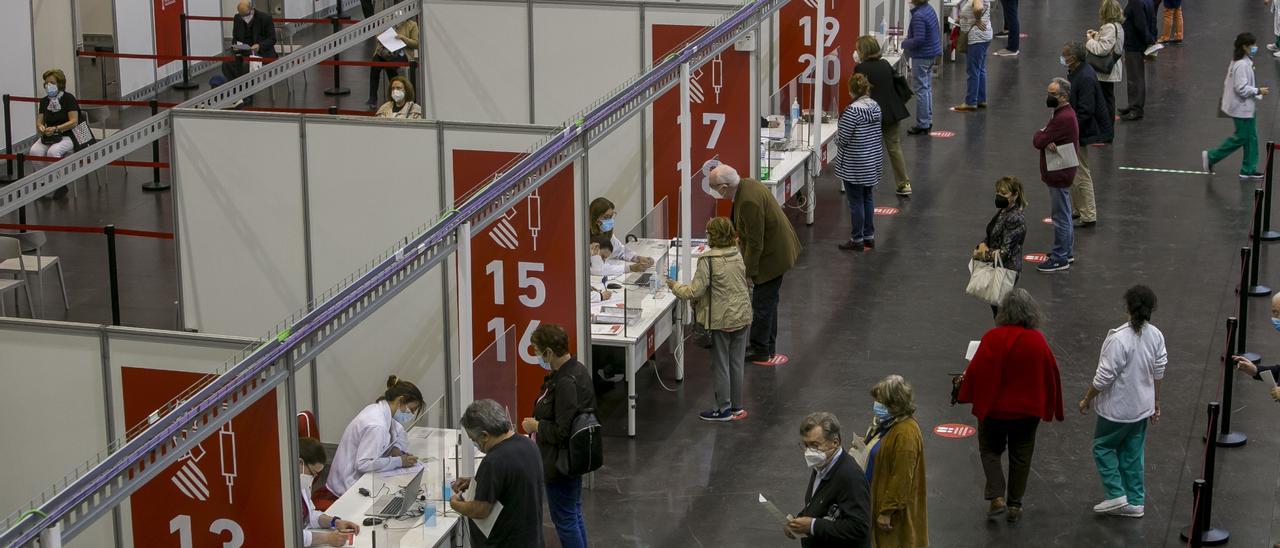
xmin=709 ymin=164 xmax=741 ymax=187
xmin=996 ymin=288 xmax=1044 ymax=329
xmin=460 ymin=399 xmax=513 ymax=438
xmin=1050 ymin=77 xmax=1071 ymax=99
xmin=799 ymin=412 xmax=842 ymax=443
xmin=1064 ymin=42 xmax=1086 ymax=65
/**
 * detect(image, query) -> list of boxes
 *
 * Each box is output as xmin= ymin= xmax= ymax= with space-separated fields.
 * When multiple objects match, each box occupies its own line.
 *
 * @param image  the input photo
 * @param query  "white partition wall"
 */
xmin=174 ymin=110 xmax=308 ymax=338
xmin=33 ymin=0 xmax=78 ymax=93
xmin=421 ymin=0 xmax=529 ymax=123
xmin=531 ymin=3 xmax=639 ymax=124
xmin=114 ymin=0 xmax=157 ymax=98
xmin=1 ymin=1 xmax=37 ymax=150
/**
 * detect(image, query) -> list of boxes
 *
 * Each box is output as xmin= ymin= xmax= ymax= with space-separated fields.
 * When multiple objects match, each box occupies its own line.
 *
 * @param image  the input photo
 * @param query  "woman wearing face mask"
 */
xmin=318 ymin=375 xmax=423 ymax=507
xmin=973 ymin=176 xmax=1027 ymax=319
xmin=1203 ymin=33 xmax=1269 ymax=179
xmin=850 ymin=376 xmax=927 ymax=547
xmin=521 ymin=323 xmax=595 ymax=548
xmin=297 ymin=437 xmax=361 ymax=546
xmin=853 ymin=36 xmax=912 ymax=196
xmin=374 ymin=76 xmax=423 ymax=119
xmin=588 ymin=197 xmax=654 ymax=273
xmin=367 ymin=17 xmax=419 ymax=110
xmin=31 ymin=69 xmax=80 ymax=200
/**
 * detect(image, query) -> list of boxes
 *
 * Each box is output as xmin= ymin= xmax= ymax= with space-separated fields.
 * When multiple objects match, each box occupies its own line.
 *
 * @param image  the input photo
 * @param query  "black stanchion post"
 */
xmin=1180 ymin=403 xmax=1230 ymax=545
xmin=328 ymin=106 xmax=338 ymax=115
xmin=323 ymin=16 xmax=350 ymax=96
xmin=0 ymin=94 xmax=13 ymax=184
xmin=141 ymin=100 xmax=169 ymax=191
xmin=104 ymin=225 xmax=121 ymax=326
xmin=1238 ymin=247 xmax=1262 ymax=364
xmin=1249 ymin=188 xmax=1272 ymax=296
xmin=172 ymin=13 xmax=200 ymax=90
xmin=1217 ymin=317 xmax=1246 ymax=447
xmin=1262 ymin=142 xmax=1280 ymax=240
xmin=1187 ymin=479 xmax=1206 ymax=548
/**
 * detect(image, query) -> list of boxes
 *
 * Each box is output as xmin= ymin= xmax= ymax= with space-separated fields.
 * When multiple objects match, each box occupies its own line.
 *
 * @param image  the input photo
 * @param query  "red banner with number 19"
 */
xmin=779 ymin=0 xmax=860 ymax=110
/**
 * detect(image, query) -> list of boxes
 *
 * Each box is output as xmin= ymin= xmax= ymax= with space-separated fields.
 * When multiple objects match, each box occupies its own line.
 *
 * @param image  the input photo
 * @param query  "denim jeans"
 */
xmin=546 ymin=476 xmax=588 ymax=548
xmin=1047 ymin=186 xmax=1074 ymax=262
xmin=910 ymin=57 xmax=935 ymax=128
xmin=843 ymin=182 xmax=875 ymax=242
xmin=965 ymin=41 xmax=990 ymax=106
xmin=1002 ymin=0 xmax=1020 ymax=52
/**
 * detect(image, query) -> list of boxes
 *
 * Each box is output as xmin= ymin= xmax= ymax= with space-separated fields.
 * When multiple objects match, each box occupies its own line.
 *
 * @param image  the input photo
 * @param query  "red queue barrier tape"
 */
xmin=183 ymin=15 xmax=359 ymax=25
xmin=8 ymin=96 xmax=178 ymax=108
xmin=0 ymin=223 xmax=174 ymax=239
xmin=76 ymin=50 xmax=413 ymax=68
xmin=0 ymin=154 xmax=170 ymax=169
xmin=239 ymin=106 xmax=373 ymax=116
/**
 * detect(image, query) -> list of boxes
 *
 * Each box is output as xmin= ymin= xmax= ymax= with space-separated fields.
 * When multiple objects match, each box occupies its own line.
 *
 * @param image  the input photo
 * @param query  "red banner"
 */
xmin=453 ymin=150 xmax=578 ymax=424
xmin=122 ymin=367 xmax=282 ymax=548
xmin=651 ymin=24 xmax=751 ymax=237
xmin=779 ymin=0 xmax=860 ymax=111
xmin=155 ymin=0 xmax=185 ymax=66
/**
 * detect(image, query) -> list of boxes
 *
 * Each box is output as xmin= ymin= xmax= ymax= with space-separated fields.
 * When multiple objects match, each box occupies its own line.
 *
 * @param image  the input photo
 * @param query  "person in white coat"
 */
xmin=1204 ymin=33 xmax=1270 ymax=179
xmin=320 ymin=376 xmax=424 ymax=502
xmin=297 ymin=437 xmax=361 ymax=546
xmin=1078 ymin=285 xmax=1167 ymax=519
xmin=1085 ymin=0 xmax=1125 ymax=122
xmin=588 ymin=197 xmax=654 ymax=272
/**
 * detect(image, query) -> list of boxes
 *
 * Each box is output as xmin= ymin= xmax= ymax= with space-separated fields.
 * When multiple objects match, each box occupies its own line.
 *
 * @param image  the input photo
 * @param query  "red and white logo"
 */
xmin=929 ymin=130 xmax=956 ymax=138
xmin=933 ymin=423 xmax=977 ymax=438
xmin=873 ymin=206 xmax=900 ymax=216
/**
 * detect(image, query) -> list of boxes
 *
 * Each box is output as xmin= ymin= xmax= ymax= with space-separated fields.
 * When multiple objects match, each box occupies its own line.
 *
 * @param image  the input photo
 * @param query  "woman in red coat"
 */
xmin=956 ymin=288 xmax=1064 ymax=523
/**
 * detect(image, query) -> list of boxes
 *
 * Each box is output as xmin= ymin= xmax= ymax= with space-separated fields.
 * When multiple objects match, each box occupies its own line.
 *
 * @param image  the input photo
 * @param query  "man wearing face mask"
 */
xmin=1233 ymin=293 xmax=1280 ymax=403
xmin=296 ymin=437 xmax=361 ymax=546
xmin=787 ymin=412 xmax=871 ymax=547
xmin=452 ymin=400 xmax=545 ymax=547
xmin=1061 ymin=41 xmax=1111 ymax=230
xmin=521 ymin=323 xmax=595 ymax=548
xmin=222 ymin=1 xmax=277 ymax=106
xmin=1032 ymin=78 xmax=1080 ymax=273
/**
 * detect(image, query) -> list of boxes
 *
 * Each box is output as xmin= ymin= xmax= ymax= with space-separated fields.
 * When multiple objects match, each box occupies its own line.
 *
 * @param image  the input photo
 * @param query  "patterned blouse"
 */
xmin=985 ymin=206 xmax=1026 ymax=271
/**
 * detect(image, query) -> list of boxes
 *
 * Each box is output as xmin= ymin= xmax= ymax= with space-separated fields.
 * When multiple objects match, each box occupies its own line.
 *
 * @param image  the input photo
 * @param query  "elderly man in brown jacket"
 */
xmin=707 ymin=164 xmax=802 ymax=365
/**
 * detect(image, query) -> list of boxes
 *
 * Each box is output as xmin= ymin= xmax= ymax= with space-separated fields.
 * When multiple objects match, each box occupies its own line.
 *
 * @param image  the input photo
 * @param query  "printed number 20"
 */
xmin=799 ymin=54 xmax=840 ymax=85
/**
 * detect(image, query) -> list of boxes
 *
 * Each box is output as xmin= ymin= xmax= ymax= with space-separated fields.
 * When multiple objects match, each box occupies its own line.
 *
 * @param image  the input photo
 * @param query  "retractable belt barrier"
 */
xmin=76 ymin=49 xmax=414 ymax=68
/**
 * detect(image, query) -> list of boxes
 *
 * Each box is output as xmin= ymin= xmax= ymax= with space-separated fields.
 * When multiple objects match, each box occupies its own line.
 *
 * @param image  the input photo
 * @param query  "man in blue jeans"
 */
xmin=1032 ymin=78 xmax=1079 ymax=273
xmin=902 ymin=0 xmax=942 ymax=134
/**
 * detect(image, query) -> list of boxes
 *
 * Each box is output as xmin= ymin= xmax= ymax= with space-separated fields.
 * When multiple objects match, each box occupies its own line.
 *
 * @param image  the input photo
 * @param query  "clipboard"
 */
xmin=464 ymin=481 xmax=504 ymax=536
xmin=1045 ymin=144 xmax=1079 ymax=171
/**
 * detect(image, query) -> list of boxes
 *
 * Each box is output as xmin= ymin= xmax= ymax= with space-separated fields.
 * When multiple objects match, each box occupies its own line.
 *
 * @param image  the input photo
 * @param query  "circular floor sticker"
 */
xmin=752 ymin=354 xmax=790 ymax=367
xmin=933 ymin=423 xmax=977 ymax=438
xmin=1041 ymin=217 xmax=1053 ymax=224
xmin=874 ymin=206 xmax=900 ymax=216
xmin=1024 ymin=253 xmax=1049 ymax=264
xmin=930 ymin=130 xmax=956 ymax=138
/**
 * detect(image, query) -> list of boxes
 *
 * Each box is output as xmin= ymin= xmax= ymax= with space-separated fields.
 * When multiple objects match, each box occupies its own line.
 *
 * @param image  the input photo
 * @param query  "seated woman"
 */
xmin=315 ymin=375 xmax=424 ymax=508
xmin=297 ymin=437 xmax=361 ymax=546
xmin=31 ymin=69 xmax=80 ymax=199
xmin=588 ymin=197 xmax=654 ymax=272
xmin=374 ymin=76 xmax=423 ymax=119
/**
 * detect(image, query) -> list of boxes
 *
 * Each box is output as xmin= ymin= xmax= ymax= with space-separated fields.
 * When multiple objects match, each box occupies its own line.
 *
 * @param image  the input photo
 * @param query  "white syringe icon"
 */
xmin=527 ymin=189 xmax=542 ymax=251
xmin=218 ymin=420 xmax=237 ymax=504
xmin=711 ymin=54 xmax=724 ymax=104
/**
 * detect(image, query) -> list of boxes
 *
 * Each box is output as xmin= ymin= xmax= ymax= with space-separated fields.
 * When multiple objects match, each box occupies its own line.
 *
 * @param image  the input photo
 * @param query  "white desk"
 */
xmin=590 ymin=239 xmax=703 ymax=437
xmin=321 ymin=427 xmax=465 ymax=547
xmin=761 ymin=121 xmax=839 ymax=226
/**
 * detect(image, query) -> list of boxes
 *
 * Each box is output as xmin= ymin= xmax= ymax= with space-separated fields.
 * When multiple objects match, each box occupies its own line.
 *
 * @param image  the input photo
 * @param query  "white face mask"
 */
xmin=391 ymin=89 xmax=406 ymax=103
xmin=300 ymin=473 xmax=314 ymax=491
xmin=853 ymin=51 xmax=861 ymax=64
xmin=803 ymin=447 xmax=829 ymax=470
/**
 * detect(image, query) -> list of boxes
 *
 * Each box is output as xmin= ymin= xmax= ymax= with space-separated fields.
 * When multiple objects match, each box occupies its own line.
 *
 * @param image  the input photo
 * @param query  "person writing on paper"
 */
xmin=666 ymin=217 xmax=752 ymax=422
xmin=1032 ymin=78 xmax=1079 ymax=273
xmin=297 ymin=437 xmax=361 ymax=546
xmin=588 ymin=197 xmax=654 ymax=273
xmin=451 ymin=399 xmax=545 ymax=547
xmin=1079 ymin=285 xmax=1166 ymax=519
xmin=521 ymin=323 xmax=595 ymax=548
xmin=588 ymin=234 xmax=625 ymax=279
xmin=1232 ymin=293 xmax=1280 ymax=402
xmin=786 ymin=412 xmax=871 ymax=547
xmin=367 ymin=16 xmax=419 ymax=109
xmin=222 ymin=1 xmax=277 ymax=106
xmin=318 ymin=376 xmax=423 ymax=506
xmin=850 ymin=376 xmax=927 ymax=548
xmin=374 ymin=76 xmax=423 ymax=119
xmin=30 ymin=69 xmax=79 ymax=200
xmin=973 ymin=176 xmax=1027 ymax=318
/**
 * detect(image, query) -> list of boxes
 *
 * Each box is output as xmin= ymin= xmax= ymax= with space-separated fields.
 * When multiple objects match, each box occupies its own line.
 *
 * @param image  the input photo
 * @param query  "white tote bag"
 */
xmin=966 ymin=252 xmax=1017 ymax=306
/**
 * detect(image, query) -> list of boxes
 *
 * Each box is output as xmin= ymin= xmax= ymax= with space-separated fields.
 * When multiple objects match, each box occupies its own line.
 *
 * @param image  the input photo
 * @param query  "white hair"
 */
xmin=710 ymin=165 xmax=741 ymax=187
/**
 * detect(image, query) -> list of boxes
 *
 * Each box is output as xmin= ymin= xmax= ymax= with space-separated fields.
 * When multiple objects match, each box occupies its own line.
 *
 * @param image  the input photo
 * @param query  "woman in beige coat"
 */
xmin=667 ymin=217 xmax=753 ymax=422
xmin=1085 ymin=0 xmax=1125 ymax=123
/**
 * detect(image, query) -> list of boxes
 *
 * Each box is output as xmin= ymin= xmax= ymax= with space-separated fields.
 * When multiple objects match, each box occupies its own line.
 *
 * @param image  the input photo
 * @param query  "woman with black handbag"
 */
xmin=1085 ymin=0 xmax=1126 ymax=122
xmin=972 ymin=176 xmax=1026 ymax=319
xmin=667 ymin=217 xmax=752 ymax=422
xmin=854 ymin=35 xmax=913 ymax=196
xmin=30 ymin=69 xmax=81 ymax=200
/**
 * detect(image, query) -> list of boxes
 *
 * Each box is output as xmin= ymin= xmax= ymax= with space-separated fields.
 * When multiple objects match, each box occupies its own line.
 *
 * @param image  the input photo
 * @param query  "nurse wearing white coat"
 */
xmin=588 ymin=197 xmax=655 ymax=272
xmin=322 ymin=375 xmax=424 ymax=500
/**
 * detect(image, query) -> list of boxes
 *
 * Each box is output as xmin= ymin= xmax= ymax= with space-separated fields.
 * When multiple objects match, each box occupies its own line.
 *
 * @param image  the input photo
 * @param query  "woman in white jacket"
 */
xmin=1085 ymin=0 xmax=1125 ymax=122
xmin=1204 ymin=33 xmax=1270 ymax=179
xmin=1078 ymin=285 xmax=1167 ymax=519
xmin=319 ymin=376 xmax=424 ymax=504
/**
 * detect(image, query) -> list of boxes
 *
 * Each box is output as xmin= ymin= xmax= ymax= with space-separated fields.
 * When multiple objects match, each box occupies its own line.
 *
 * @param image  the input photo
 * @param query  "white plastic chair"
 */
xmin=0 ymin=231 xmax=68 ymax=316
xmin=0 ymin=237 xmax=34 ymax=317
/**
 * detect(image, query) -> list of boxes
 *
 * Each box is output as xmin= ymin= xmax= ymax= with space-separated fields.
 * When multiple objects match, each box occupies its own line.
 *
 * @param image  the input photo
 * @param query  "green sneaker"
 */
xmin=896 ymin=183 xmax=912 ymax=196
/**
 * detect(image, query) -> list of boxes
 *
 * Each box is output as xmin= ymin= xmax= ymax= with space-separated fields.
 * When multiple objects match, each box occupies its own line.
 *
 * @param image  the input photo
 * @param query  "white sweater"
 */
xmin=1092 ymin=322 xmax=1168 ymax=423
xmin=1221 ymin=57 xmax=1263 ymax=119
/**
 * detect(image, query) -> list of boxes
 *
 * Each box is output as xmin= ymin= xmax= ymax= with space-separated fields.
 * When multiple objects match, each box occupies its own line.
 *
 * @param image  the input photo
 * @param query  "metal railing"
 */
xmin=0 ymin=0 xmax=784 ymax=544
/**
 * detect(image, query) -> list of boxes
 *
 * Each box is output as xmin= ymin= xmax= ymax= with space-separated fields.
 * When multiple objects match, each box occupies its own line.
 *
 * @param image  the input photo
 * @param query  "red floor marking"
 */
xmin=874 ymin=206 xmax=900 ymax=216
xmin=933 ymin=423 xmax=977 ymax=438
xmin=1024 ymin=253 xmax=1048 ymax=264
xmin=753 ymin=354 xmax=790 ymax=367
xmin=930 ymin=130 xmax=956 ymax=138
xmin=1042 ymin=217 xmax=1053 ymax=224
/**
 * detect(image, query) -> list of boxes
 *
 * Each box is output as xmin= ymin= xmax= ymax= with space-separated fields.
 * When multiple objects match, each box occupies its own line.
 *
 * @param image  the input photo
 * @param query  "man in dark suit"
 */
xmin=222 ymin=1 xmax=278 ymax=104
xmin=785 ymin=412 xmax=871 ymax=548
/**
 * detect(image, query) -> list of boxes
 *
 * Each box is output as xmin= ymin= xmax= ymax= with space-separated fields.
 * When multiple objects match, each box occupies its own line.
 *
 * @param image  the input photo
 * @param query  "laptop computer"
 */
xmin=366 ymin=467 xmax=425 ymax=518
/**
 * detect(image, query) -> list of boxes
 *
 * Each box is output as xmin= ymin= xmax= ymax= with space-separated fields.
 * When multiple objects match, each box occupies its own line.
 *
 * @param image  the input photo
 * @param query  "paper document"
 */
xmin=377 ymin=28 xmax=407 ymax=52
xmin=592 ymin=324 xmax=623 ymax=336
xmin=465 ymin=481 xmax=504 ymax=537
xmin=230 ymin=42 xmax=252 ymax=51
xmin=965 ymin=340 xmax=981 ymax=361
xmin=757 ymin=493 xmax=790 ymax=526
xmin=1045 ymin=144 xmax=1079 ymax=171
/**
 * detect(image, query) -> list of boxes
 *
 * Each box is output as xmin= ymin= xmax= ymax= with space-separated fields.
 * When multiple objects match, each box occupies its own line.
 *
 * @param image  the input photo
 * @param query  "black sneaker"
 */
xmin=1036 ymin=258 xmax=1070 ymax=272
xmin=995 ymin=30 xmax=1009 ymax=38
xmin=907 ymin=125 xmax=932 ymax=135
xmin=838 ymin=240 xmax=865 ymax=251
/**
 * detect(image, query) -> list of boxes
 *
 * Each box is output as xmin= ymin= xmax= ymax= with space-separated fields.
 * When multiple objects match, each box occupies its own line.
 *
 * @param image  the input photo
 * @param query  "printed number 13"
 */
xmin=169 ymin=515 xmax=244 ymax=548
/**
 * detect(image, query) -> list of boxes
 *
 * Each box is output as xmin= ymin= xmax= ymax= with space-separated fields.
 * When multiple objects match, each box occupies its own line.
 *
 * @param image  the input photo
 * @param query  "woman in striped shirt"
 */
xmin=836 ymin=73 xmax=886 ymax=252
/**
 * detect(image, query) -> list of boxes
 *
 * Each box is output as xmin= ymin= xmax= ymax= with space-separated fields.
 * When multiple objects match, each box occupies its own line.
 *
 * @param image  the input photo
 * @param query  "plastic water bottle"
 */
xmin=423 ymin=500 xmax=438 ymax=528
xmin=442 ymin=481 xmax=452 ymax=504
xmin=880 ymin=17 xmax=887 ymax=36
xmin=790 ymin=99 xmax=801 ymax=126
xmin=668 ymin=263 xmax=678 ymax=281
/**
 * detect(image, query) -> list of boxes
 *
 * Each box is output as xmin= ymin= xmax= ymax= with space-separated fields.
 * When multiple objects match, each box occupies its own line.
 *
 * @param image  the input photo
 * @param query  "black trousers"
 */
xmin=361 ymin=0 xmax=375 ymax=17
xmin=978 ymin=416 xmax=1040 ymax=507
xmin=368 ymin=52 xmax=403 ymax=104
xmin=220 ymin=57 xmax=255 ymax=104
xmin=749 ymin=274 xmax=784 ymax=356
xmin=1124 ymin=54 xmax=1146 ymax=115
xmin=1099 ymin=81 xmax=1116 ymax=122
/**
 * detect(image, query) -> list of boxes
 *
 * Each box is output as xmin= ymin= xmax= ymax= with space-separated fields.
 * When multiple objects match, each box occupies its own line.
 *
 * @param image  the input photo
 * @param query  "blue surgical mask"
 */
xmin=537 ymin=355 xmax=552 ymax=371
xmin=1271 ymin=317 xmax=1280 ymax=331
xmin=873 ymin=402 xmax=892 ymax=422
xmin=600 ymin=218 xmax=615 ymax=232
xmin=394 ymin=409 xmax=415 ymax=426
xmin=44 ymin=83 xmax=57 ymax=97
xmin=1250 ymin=45 xmax=1260 ymax=57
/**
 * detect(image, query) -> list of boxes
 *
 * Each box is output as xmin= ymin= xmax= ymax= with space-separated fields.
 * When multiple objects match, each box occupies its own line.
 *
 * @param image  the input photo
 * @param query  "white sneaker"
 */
xmin=993 ymin=49 xmax=1019 ymax=57
xmin=1269 ymin=44 xmax=1279 ymax=52
xmin=1273 ymin=51 xmax=1280 ymax=59
xmin=1107 ymin=504 xmax=1145 ymax=518
xmin=1092 ymin=496 xmax=1128 ymax=513
xmin=1202 ymin=150 xmax=1214 ymax=174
